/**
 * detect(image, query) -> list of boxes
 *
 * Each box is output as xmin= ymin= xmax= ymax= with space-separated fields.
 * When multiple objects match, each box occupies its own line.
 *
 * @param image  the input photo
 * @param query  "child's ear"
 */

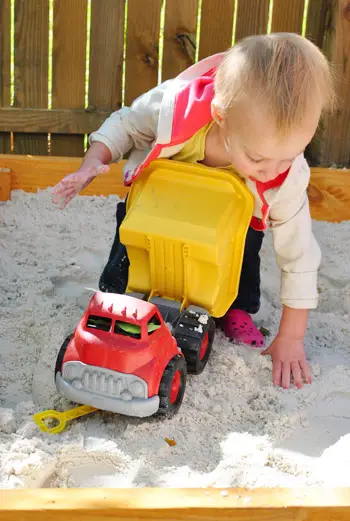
xmin=211 ymin=101 xmax=225 ymax=127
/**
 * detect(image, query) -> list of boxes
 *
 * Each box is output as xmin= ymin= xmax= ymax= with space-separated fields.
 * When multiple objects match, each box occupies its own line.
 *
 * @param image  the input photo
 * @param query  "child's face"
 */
xmin=221 ymin=101 xmax=320 ymax=182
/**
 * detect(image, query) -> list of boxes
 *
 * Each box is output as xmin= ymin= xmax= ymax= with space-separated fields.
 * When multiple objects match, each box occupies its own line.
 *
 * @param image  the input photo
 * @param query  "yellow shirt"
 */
xmin=172 ymin=122 xmax=213 ymax=163
xmin=172 ymin=121 xmax=239 ymax=177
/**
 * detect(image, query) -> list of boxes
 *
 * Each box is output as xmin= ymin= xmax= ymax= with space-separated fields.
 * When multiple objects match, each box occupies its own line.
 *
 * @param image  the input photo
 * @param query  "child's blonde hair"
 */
xmin=214 ymin=33 xmax=336 ymax=133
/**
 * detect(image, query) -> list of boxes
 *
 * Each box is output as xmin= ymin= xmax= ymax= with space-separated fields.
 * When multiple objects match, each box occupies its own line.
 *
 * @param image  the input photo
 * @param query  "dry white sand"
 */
xmin=1 ymin=189 xmax=350 ymax=489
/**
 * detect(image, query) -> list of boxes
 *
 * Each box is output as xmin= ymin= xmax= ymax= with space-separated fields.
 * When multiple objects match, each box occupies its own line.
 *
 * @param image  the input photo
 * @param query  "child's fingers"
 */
xmin=281 ymin=362 xmax=291 ymax=389
xmin=52 ymin=177 xmax=80 ymax=197
xmin=300 ymin=359 xmax=311 ymax=384
xmin=52 ymin=191 xmax=64 ymax=205
xmin=54 ymin=176 xmax=75 ymax=189
xmin=52 ymin=164 xmax=109 ymax=207
xmin=272 ymin=359 xmax=282 ymax=387
xmin=52 ymin=167 xmax=102 ymax=196
xmin=52 ymin=179 xmax=75 ymax=197
xmin=52 ymin=186 xmax=72 ymax=204
xmin=52 ymin=185 xmax=76 ymax=207
xmin=52 ymin=174 xmax=81 ymax=195
xmin=62 ymin=194 xmax=75 ymax=208
xmin=52 ymin=188 xmax=65 ymax=204
xmin=59 ymin=190 xmax=76 ymax=209
xmin=291 ymin=361 xmax=303 ymax=389
xmin=52 ymin=182 xmax=65 ymax=197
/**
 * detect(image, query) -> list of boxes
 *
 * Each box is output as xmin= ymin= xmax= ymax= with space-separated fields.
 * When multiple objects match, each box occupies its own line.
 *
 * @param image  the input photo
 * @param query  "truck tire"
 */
xmin=173 ymin=309 xmax=215 ymax=375
xmin=157 ymin=355 xmax=187 ymax=416
xmin=54 ymin=335 xmax=73 ymax=382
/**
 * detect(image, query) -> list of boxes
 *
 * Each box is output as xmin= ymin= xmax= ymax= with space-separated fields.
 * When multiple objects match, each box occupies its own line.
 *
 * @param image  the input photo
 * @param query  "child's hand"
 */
xmin=52 ymin=161 xmax=110 ymax=209
xmin=262 ymin=334 xmax=311 ymax=389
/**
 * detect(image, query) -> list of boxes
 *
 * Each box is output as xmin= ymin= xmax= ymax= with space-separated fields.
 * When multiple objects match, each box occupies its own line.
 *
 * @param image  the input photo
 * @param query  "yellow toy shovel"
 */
xmin=33 ymin=405 xmax=98 ymax=434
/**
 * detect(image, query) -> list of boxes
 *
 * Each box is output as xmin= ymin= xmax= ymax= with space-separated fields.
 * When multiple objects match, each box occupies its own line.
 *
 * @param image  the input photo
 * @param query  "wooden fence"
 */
xmin=0 ymin=0 xmax=349 ymax=166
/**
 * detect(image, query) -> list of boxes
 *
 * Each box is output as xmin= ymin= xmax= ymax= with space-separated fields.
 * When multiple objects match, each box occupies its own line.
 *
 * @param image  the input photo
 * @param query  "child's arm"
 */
xmin=52 ymin=142 xmax=112 ymax=208
xmin=52 ymin=81 xmax=171 ymax=208
xmin=264 ymin=158 xmax=320 ymax=388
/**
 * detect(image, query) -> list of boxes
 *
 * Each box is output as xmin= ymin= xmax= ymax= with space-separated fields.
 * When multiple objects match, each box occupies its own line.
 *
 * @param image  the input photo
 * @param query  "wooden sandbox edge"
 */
xmin=1 ymin=487 xmax=350 ymax=520
xmin=0 ymin=154 xmax=129 ymax=201
xmin=0 ymin=154 xmax=350 ymax=222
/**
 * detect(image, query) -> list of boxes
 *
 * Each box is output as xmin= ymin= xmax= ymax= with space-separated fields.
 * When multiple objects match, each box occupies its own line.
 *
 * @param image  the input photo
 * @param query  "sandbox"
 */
xmin=1 ymin=155 xmax=350 ymax=519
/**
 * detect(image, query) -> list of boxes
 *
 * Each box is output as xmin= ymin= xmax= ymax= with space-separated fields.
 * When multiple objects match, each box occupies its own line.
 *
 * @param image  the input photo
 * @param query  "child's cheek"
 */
xmin=232 ymin=155 xmax=254 ymax=178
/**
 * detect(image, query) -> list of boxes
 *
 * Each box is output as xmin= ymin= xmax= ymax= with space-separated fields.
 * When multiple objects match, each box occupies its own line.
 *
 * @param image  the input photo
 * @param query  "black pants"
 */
xmin=99 ymin=200 xmax=130 ymax=295
xmin=229 ymin=226 xmax=263 ymax=314
xmin=99 ymin=200 xmax=263 ymax=315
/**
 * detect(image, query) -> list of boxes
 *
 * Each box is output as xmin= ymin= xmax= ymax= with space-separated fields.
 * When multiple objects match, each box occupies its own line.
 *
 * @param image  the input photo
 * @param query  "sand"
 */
xmin=1 ymin=188 xmax=350 ymax=489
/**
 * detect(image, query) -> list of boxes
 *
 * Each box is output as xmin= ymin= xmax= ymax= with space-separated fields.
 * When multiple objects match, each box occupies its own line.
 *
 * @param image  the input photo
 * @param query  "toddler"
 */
xmin=52 ymin=33 xmax=335 ymax=390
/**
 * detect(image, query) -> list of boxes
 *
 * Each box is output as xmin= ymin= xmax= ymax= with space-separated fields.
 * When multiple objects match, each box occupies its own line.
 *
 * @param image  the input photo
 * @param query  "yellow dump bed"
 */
xmin=120 ymin=160 xmax=254 ymax=318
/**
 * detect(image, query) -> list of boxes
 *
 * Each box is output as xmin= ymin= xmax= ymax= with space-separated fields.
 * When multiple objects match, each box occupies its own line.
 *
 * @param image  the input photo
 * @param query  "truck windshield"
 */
xmin=114 ymin=320 xmax=142 ymax=340
xmin=86 ymin=315 xmax=112 ymax=332
xmin=147 ymin=314 xmax=161 ymax=335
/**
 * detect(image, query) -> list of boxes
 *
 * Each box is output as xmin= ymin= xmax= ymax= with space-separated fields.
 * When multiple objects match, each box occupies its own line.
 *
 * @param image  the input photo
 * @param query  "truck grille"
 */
xmin=62 ymin=361 xmax=147 ymax=399
xmin=82 ymin=370 xmax=123 ymax=395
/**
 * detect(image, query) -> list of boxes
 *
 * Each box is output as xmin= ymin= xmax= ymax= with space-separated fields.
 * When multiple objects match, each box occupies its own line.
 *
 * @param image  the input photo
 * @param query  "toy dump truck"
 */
xmin=55 ymin=160 xmax=254 ymax=417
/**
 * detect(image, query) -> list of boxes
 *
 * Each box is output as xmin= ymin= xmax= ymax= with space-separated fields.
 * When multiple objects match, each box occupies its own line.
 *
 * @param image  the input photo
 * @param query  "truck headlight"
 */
xmin=130 ymin=381 xmax=145 ymax=398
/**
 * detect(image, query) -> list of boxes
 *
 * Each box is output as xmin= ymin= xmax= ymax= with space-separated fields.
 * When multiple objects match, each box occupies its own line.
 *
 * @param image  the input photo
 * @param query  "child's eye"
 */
xmin=246 ymin=154 xmax=263 ymax=164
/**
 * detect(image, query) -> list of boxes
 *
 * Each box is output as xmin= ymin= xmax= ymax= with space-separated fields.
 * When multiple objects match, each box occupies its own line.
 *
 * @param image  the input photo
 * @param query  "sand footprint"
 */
xmin=50 ymin=265 xmax=99 ymax=309
xmin=24 ymin=446 xmax=133 ymax=488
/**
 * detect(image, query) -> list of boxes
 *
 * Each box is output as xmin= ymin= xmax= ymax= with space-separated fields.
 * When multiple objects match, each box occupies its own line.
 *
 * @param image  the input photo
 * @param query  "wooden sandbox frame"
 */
xmin=1 ymin=154 xmax=350 ymax=222
xmin=1 ymin=153 xmax=350 ymax=520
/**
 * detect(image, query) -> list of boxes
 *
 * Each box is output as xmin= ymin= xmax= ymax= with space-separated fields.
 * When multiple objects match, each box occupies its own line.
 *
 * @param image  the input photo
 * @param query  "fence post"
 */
xmin=162 ymin=0 xmax=198 ymax=81
xmin=307 ymin=0 xmax=350 ymax=167
xmin=13 ymin=0 xmax=49 ymax=156
xmin=198 ymin=0 xmax=235 ymax=60
xmin=124 ymin=0 xmax=162 ymax=107
xmin=0 ymin=0 xmax=11 ymax=154
xmin=51 ymin=0 xmax=87 ymax=157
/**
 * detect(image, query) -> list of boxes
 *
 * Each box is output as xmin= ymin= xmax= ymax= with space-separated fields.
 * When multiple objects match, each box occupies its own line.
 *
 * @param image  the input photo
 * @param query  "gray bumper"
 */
xmin=56 ymin=373 xmax=160 ymax=418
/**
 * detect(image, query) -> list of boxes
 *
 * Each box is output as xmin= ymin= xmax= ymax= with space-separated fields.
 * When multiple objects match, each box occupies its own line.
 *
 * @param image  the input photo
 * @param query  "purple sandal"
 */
xmin=221 ymin=309 xmax=265 ymax=347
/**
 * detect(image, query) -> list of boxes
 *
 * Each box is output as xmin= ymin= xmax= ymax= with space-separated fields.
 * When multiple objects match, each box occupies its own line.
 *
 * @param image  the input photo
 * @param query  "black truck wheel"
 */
xmin=54 ymin=334 xmax=73 ymax=382
xmin=157 ymin=355 xmax=187 ymax=416
xmin=173 ymin=308 xmax=215 ymax=375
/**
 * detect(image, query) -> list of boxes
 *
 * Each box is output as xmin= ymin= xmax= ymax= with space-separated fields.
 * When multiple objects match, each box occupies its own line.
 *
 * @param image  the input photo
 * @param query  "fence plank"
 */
xmin=235 ymin=0 xmax=270 ymax=42
xmin=0 ymin=107 xmax=111 ymax=133
xmin=51 ymin=0 xmax=87 ymax=157
xmin=89 ymin=0 xmax=124 ymax=112
xmin=318 ymin=0 xmax=350 ymax=166
xmin=271 ymin=0 xmax=305 ymax=34
xmin=13 ymin=0 xmax=49 ymax=155
xmin=162 ymin=0 xmax=198 ymax=81
xmin=303 ymin=0 xmax=331 ymax=166
xmin=305 ymin=0 xmax=330 ymax=48
xmin=0 ymin=0 xmax=11 ymax=153
xmin=124 ymin=0 xmax=162 ymax=106
xmin=198 ymin=0 xmax=235 ymax=60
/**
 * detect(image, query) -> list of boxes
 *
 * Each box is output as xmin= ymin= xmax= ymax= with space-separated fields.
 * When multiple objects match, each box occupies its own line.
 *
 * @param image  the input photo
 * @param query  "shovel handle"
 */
xmin=33 ymin=405 xmax=98 ymax=434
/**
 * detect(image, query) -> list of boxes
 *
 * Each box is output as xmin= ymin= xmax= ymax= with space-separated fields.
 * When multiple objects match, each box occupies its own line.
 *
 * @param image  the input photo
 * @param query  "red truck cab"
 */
xmin=55 ymin=292 xmax=187 ymax=417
